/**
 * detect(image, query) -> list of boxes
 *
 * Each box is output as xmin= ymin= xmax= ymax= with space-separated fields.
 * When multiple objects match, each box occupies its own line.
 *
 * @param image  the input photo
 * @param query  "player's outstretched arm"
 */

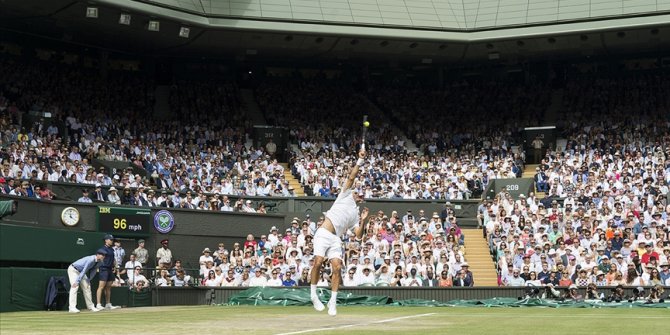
xmin=343 ymin=149 xmax=366 ymax=191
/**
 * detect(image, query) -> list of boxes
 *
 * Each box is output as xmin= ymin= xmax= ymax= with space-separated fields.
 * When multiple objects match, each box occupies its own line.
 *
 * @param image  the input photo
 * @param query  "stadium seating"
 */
xmin=1 ymin=47 xmax=669 ymax=289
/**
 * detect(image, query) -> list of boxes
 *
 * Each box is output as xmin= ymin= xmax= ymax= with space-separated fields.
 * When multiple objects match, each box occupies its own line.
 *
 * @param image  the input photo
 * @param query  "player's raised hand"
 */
xmin=360 ymin=207 xmax=369 ymax=221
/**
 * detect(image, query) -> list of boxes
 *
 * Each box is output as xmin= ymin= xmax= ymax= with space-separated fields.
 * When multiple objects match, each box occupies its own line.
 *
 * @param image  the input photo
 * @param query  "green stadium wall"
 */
xmin=0 ymin=267 xmax=151 ymax=312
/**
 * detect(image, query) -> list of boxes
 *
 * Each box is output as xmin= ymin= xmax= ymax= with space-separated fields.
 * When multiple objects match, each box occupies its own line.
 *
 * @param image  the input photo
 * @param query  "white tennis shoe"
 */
xmin=105 ymin=303 xmax=120 ymax=310
xmin=311 ymin=297 xmax=325 ymax=312
xmin=327 ymin=301 xmax=337 ymax=316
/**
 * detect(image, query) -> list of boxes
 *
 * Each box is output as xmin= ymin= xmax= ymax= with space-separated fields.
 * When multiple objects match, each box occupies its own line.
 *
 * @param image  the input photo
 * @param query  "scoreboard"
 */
xmin=97 ymin=206 xmax=151 ymax=235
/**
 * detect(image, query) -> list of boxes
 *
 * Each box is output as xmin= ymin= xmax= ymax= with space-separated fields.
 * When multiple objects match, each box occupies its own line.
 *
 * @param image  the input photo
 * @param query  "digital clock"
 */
xmin=97 ymin=206 xmax=151 ymax=235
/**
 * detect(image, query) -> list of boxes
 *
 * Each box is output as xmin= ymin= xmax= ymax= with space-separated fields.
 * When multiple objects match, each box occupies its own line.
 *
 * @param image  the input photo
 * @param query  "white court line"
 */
xmin=274 ymin=312 xmax=437 ymax=335
xmin=428 ymin=313 xmax=670 ymax=319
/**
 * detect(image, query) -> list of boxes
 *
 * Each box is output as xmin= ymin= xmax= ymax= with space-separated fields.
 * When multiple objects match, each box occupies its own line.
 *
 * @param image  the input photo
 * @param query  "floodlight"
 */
xmin=119 ymin=13 xmax=131 ymax=25
xmin=86 ymin=7 xmax=98 ymax=18
xmin=179 ymin=27 xmax=190 ymax=38
xmin=148 ymin=20 xmax=160 ymax=31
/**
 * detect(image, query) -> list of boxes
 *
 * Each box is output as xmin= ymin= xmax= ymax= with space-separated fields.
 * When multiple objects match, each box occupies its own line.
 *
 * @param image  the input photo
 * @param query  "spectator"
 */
xmin=421 ymin=268 xmax=438 ymax=287
xmin=281 ymin=271 xmax=297 ymax=287
xmin=156 ymin=239 xmax=172 ymax=268
xmin=248 ymin=268 xmax=268 ymax=287
xmin=129 ymin=266 xmax=148 ymax=292
xmin=171 ymin=269 xmax=191 ymax=287
xmin=297 ymin=268 xmax=311 ymax=286
xmin=103 ymin=186 xmax=119 ymax=204
xmin=199 ymin=248 xmax=214 ymax=275
xmin=155 ymin=269 xmax=172 ymax=287
xmin=122 ymin=254 xmax=142 ymax=282
xmin=453 ymin=269 xmax=473 ymax=287
xmin=505 ymin=268 xmax=524 ymax=286
xmin=203 ymin=270 xmax=222 ymax=287
xmin=133 ymin=239 xmax=149 ymax=266
xmin=342 ymin=267 xmax=359 ymax=287
xmin=91 ymin=183 xmax=107 ymax=202
xmin=112 ymin=239 xmax=125 ymax=271
xmin=267 ymin=268 xmax=282 ymax=286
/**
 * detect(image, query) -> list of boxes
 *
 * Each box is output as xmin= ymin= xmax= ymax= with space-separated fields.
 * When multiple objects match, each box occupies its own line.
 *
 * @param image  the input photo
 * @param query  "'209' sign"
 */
xmin=506 ymin=184 xmax=519 ymax=191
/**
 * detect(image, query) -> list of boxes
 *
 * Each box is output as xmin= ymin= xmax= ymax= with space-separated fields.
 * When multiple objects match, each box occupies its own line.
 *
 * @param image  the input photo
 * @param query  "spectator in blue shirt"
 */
xmin=68 ymin=250 xmax=105 ymax=313
xmin=282 ymin=271 xmax=297 ymax=287
xmin=77 ymin=189 xmax=92 ymax=203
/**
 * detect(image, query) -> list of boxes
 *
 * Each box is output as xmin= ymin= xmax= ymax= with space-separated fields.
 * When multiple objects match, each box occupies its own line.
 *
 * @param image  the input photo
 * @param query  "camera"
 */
xmin=521 ymin=287 xmax=540 ymax=300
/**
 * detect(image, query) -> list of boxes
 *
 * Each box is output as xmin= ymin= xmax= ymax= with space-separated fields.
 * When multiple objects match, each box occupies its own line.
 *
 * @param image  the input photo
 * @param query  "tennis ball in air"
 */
xmin=363 ymin=121 xmax=370 ymax=127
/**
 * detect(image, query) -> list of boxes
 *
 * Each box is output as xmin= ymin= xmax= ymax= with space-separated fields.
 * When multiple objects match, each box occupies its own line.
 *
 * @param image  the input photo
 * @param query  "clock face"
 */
xmin=61 ymin=207 xmax=80 ymax=227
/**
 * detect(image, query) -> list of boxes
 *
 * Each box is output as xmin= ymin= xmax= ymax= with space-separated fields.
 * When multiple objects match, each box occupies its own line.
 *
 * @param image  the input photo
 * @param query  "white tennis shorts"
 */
xmin=313 ymin=228 xmax=343 ymax=260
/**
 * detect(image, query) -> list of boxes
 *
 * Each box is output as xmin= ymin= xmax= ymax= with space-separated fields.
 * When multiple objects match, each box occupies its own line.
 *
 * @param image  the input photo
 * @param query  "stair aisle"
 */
xmin=280 ymin=163 xmax=305 ymax=197
xmin=522 ymin=164 xmax=545 ymax=198
xmin=461 ymin=229 xmax=499 ymax=286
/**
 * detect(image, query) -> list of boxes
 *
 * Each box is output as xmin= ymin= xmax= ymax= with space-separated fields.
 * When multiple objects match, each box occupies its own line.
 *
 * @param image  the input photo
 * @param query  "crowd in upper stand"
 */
xmin=370 ymin=76 xmax=549 ymax=156
xmin=1 ymin=56 xmax=527 ymax=202
xmin=257 ymin=76 xmax=537 ymax=199
xmin=0 ymin=55 xmax=297 ymax=206
xmin=1 ymin=49 xmax=669 ymax=211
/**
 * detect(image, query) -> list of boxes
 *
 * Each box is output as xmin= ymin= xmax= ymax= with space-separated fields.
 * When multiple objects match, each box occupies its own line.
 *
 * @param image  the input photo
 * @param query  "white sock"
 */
xmin=310 ymin=285 xmax=317 ymax=299
xmin=330 ymin=291 xmax=338 ymax=304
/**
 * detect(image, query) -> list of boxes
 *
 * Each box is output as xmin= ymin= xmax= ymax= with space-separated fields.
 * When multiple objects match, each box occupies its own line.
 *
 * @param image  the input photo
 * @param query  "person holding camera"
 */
xmin=585 ymin=283 xmax=604 ymax=300
xmin=563 ymin=284 xmax=583 ymax=301
xmin=646 ymin=285 xmax=665 ymax=303
xmin=390 ymin=266 xmax=404 ymax=286
xmin=606 ymin=285 xmax=626 ymax=302
xmin=541 ymin=283 xmax=562 ymax=300
xmin=629 ymin=286 xmax=646 ymax=302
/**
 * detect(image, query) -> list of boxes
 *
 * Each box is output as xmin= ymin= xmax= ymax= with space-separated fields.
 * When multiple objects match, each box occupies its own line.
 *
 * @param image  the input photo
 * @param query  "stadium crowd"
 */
xmin=487 ymin=69 xmax=670 ymax=290
xmin=257 ymin=77 xmax=531 ymax=199
xmin=1 ymin=54 xmax=534 ymax=204
xmin=2 ymin=47 xmax=670 ymax=293
xmin=0 ymin=56 xmax=302 ymax=206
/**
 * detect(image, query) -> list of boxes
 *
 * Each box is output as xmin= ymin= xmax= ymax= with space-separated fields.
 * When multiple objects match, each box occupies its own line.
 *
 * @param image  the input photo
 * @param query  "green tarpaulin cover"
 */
xmin=228 ymin=287 xmax=670 ymax=308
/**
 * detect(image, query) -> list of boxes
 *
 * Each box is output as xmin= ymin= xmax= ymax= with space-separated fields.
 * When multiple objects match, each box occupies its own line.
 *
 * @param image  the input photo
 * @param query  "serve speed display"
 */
xmin=98 ymin=206 xmax=151 ymax=235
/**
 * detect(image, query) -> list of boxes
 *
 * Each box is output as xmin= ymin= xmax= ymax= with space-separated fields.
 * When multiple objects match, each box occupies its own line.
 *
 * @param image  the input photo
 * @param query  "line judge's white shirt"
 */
xmin=325 ymin=188 xmax=360 ymax=237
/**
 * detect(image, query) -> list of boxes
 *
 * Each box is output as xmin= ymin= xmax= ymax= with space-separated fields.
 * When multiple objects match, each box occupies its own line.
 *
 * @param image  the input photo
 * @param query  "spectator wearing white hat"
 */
xmin=242 ymin=199 xmax=256 ymax=213
xmin=266 ymin=226 xmax=280 ymax=248
xmin=199 ymin=248 xmax=214 ymax=273
xmin=659 ymin=261 xmax=670 ymax=283
xmin=107 ymin=186 xmax=120 ymax=205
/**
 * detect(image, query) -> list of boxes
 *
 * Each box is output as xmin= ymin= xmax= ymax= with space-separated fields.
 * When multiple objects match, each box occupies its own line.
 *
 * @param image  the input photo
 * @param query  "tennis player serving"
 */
xmin=310 ymin=148 xmax=369 ymax=316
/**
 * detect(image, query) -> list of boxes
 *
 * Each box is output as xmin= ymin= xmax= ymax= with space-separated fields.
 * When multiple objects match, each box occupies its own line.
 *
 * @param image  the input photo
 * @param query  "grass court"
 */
xmin=1 ymin=305 xmax=669 ymax=335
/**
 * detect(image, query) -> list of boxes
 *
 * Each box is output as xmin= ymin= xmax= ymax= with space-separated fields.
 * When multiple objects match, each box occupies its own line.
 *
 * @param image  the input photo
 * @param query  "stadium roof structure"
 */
xmin=1 ymin=0 xmax=670 ymax=63
xmin=141 ymin=0 xmax=670 ymax=31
